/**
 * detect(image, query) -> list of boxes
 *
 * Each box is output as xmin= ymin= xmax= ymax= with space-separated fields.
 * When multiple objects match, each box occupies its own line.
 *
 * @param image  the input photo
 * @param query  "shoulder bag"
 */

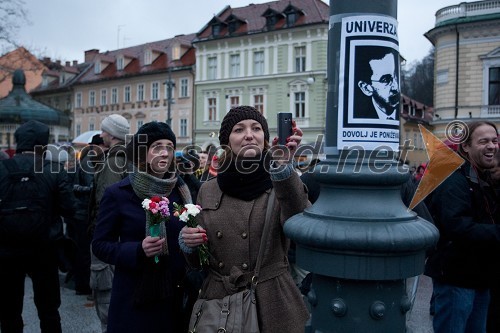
xmin=188 ymin=190 xmax=275 ymax=333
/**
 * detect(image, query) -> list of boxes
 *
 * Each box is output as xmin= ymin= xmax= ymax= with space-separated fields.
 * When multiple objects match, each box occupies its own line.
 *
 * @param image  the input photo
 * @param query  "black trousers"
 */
xmin=0 ymin=246 xmax=61 ymax=333
xmin=67 ymin=217 xmax=91 ymax=293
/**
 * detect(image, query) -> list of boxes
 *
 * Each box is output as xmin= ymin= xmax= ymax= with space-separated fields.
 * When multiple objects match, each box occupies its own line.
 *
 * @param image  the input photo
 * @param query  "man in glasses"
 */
xmin=355 ymin=46 xmax=400 ymax=121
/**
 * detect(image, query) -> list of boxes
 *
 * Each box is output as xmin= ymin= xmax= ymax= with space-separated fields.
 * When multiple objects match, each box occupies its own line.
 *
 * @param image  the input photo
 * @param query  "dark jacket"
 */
xmin=73 ymin=154 xmax=95 ymax=221
xmin=0 ymin=154 xmax=76 ymax=257
xmin=88 ymin=143 xmax=129 ymax=235
xmin=424 ymin=161 xmax=500 ymax=288
xmin=92 ymin=177 xmax=190 ymax=333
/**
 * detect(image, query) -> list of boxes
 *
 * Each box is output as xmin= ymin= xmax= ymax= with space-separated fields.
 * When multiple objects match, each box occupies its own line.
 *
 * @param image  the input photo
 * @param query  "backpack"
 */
xmin=0 ymin=159 xmax=50 ymax=245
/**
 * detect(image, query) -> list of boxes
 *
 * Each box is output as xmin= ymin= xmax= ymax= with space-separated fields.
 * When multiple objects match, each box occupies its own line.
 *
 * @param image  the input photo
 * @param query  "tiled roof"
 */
xmin=77 ymin=33 xmax=196 ymax=84
xmin=196 ymin=0 xmax=329 ymax=41
xmin=401 ymin=94 xmax=434 ymax=124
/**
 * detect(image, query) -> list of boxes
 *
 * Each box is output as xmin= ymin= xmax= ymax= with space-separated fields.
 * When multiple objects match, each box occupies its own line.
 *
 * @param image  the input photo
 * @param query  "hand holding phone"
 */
xmin=277 ymin=112 xmax=293 ymax=145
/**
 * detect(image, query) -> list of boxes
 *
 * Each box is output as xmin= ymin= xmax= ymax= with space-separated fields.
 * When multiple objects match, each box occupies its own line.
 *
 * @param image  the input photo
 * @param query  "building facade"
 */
xmin=64 ymin=35 xmax=196 ymax=149
xmin=192 ymin=0 xmax=329 ymax=149
xmin=425 ymin=0 xmax=500 ymax=138
xmin=400 ymin=95 xmax=434 ymax=167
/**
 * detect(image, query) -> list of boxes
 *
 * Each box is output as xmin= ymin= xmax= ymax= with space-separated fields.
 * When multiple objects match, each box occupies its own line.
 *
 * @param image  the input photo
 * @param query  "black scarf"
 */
xmin=217 ymin=154 xmax=272 ymax=201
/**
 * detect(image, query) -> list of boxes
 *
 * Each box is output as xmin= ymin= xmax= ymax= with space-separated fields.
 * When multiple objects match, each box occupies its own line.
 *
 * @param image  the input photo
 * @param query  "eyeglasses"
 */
xmin=150 ymin=145 xmax=174 ymax=155
xmin=372 ymin=74 xmax=398 ymax=87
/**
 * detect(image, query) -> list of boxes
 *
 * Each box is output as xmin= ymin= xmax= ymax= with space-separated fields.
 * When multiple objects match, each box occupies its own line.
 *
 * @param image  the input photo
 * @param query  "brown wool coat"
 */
xmin=189 ymin=170 xmax=310 ymax=333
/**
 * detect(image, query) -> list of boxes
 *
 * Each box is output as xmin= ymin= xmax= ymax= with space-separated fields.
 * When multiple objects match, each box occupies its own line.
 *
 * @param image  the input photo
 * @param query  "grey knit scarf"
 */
xmin=129 ymin=169 xmax=177 ymax=256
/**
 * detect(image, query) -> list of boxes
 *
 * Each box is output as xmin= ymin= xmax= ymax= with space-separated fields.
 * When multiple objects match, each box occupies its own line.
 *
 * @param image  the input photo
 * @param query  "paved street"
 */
xmin=18 ymin=273 xmax=100 ymax=333
xmin=16 ymin=273 xmax=434 ymax=332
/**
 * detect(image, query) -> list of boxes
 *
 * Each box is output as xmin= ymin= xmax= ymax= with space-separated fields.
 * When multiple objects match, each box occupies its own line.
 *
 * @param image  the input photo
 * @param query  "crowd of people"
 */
xmin=0 ymin=111 xmax=498 ymax=333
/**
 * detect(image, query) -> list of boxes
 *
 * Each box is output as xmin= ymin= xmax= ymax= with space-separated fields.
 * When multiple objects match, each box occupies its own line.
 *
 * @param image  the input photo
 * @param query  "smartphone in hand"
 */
xmin=277 ymin=112 xmax=293 ymax=145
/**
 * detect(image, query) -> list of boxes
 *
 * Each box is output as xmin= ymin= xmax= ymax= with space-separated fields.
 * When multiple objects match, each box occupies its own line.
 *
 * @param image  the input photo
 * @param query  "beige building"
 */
xmin=72 ymin=35 xmax=196 ymax=149
xmin=425 ymin=0 xmax=500 ymax=138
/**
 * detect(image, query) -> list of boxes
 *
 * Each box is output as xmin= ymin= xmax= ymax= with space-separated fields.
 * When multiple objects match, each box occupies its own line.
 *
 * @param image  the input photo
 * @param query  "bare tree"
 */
xmin=401 ymin=48 xmax=435 ymax=106
xmin=0 ymin=0 xmax=28 ymax=47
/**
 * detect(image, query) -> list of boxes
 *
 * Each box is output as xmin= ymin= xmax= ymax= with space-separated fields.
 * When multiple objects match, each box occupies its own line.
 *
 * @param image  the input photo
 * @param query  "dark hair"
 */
xmin=356 ymin=46 xmax=398 ymax=84
xmin=457 ymin=121 xmax=498 ymax=159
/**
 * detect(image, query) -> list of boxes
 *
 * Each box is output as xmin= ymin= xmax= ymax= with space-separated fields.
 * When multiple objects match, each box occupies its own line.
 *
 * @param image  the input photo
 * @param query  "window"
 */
xmin=208 ymin=97 xmax=217 ymax=121
xmin=286 ymin=12 xmax=297 ymax=27
xmin=172 ymin=44 xmax=181 ymax=60
xmin=295 ymin=46 xmax=306 ymax=72
xmin=489 ymin=67 xmax=500 ymax=105
xmin=151 ymin=82 xmax=159 ymax=100
xmin=137 ymin=84 xmax=145 ymax=101
xmin=94 ymin=62 xmax=101 ymax=74
xmin=294 ymin=92 xmax=305 ymax=118
xmin=180 ymin=119 xmax=187 ymax=137
xmin=137 ymin=120 xmax=144 ymax=128
xmin=253 ymin=95 xmax=264 ymax=114
xmin=253 ymin=51 xmax=264 ymax=76
xmin=180 ymin=78 xmax=189 ymax=97
xmin=230 ymin=96 xmax=239 ymax=109
xmin=230 ymin=54 xmax=240 ymax=78
xmin=111 ymin=88 xmax=118 ymax=104
xmin=144 ymin=50 xmax=152 ymax=65
xmin=76 ymin=124 xmax=81 ymax=137
xmin=89 ymin=91 xmax=96 ymax=106
xmin=100 ymin=89 xmax=107 ymax=105
xmin=208 ymin=57 xmax=217 ymax=80
xmin=228 ymin=21 xmax=239 ymax=34
xmin=89 ymin=123 xmax=95 ymax=131
xmin=124 ymin=86 xmax=131 ymax=103
xmin=117 ymin=57 xmax=124 ymax=70
xmin=75 ymin=92 xmax=82 ymax=108
xmin=212 ymin=24 xmax=220 ymax=37
xmin=266 ymin=15 xmax=277 ymax=30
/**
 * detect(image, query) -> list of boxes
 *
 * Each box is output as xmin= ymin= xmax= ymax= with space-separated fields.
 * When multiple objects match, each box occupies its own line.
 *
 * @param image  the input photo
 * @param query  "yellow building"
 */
xmin=425 ymin=1 xmax=500 ymax=138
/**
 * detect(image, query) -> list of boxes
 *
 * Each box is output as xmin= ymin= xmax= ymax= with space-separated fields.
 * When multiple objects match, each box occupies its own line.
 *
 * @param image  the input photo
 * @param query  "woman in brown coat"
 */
xmin=180 ymin=105 xmax=309 ymax=332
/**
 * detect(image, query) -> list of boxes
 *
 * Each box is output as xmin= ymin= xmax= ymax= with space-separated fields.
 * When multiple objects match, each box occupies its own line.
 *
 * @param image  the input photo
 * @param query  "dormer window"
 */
xmin=59 ymin=73 xmax=66 ymax=84
xmin=266 ymin=15 xmax=277 ymax=30
xmin=117 ymin=56 xmax=124 ymax=70
xmin=286 ymin=12 xmax=297 ymax=27
xmin=172 ymin=44 xmax=181 ymax=60
xmin=94 ymin=61 xmax=101 ymax=74
xmin=144 ymin=50 xmax=152 ymax=65
xmin=284 ymin=5 xmax=301 ymax=27
xmin=212 ymin=24 xmax=221 ymax=37
xmin=228 ymin=20 xmax=240 ymax=34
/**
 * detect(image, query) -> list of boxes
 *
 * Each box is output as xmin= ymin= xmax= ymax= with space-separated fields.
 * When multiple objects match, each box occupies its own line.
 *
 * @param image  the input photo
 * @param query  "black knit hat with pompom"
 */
xmin=218 ymin=105 xmax=270 ymax=145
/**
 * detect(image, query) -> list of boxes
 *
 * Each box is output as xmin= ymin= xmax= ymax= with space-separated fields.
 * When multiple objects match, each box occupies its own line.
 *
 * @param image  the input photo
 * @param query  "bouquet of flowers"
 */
xmin=141 ymin=196 xmax=170 ymax=263
xmin=173 ymin=203 xmax=209 ymax=266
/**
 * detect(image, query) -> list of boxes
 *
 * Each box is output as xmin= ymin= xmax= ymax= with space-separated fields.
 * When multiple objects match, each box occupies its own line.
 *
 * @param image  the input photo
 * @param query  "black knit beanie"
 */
xmin=218 ymin=105 xmax=270 ymax=145
xmin=135 ymin=121 xmax=176 ymax=149
xmin=127 ymin=121 xmax=177 ymax=164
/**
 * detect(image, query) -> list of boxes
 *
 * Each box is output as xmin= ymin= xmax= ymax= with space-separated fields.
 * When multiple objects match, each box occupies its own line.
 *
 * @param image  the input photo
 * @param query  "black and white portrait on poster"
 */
xmin=337 ymin=15 xmax=400 ymax=151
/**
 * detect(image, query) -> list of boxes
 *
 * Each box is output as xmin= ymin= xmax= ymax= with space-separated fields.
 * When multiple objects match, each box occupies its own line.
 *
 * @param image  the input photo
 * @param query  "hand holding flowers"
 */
xmin=174 ymin=203 xmax=210 ymax=266
xmin=141 ymin=196 xmax=170 ymax=263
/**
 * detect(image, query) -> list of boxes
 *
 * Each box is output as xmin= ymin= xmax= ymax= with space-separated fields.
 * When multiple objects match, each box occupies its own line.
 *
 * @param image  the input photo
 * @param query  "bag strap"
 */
xmin=252 ymin=188 xmax=275 ymax=287
xmin=217 ymin=294 xmax=232 ymax=331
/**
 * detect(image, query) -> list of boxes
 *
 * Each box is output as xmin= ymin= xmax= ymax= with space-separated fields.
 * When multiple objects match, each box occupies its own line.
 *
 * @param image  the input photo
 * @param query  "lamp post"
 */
xmin=284 ymin=1 xmax=439 ymax=332
xmin=164 ymin=67 xmax=175 ymax=127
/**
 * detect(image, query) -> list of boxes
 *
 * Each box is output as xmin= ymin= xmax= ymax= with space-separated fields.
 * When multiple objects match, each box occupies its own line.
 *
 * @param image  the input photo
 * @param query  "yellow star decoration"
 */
xmin=409 ymin=125 xmax=465 ymax=210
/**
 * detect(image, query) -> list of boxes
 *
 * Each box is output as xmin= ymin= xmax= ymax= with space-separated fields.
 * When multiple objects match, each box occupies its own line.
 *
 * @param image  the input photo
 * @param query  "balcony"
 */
xmin=436 ymin=1 xmax=500 ymax=25
xmin=482 ymin=105 xmax=500 ymax=117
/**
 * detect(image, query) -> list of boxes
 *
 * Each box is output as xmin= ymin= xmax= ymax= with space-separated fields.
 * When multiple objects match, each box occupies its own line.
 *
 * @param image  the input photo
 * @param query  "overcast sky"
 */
xmin=15 ymin=0 xmax=460 ymax=66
